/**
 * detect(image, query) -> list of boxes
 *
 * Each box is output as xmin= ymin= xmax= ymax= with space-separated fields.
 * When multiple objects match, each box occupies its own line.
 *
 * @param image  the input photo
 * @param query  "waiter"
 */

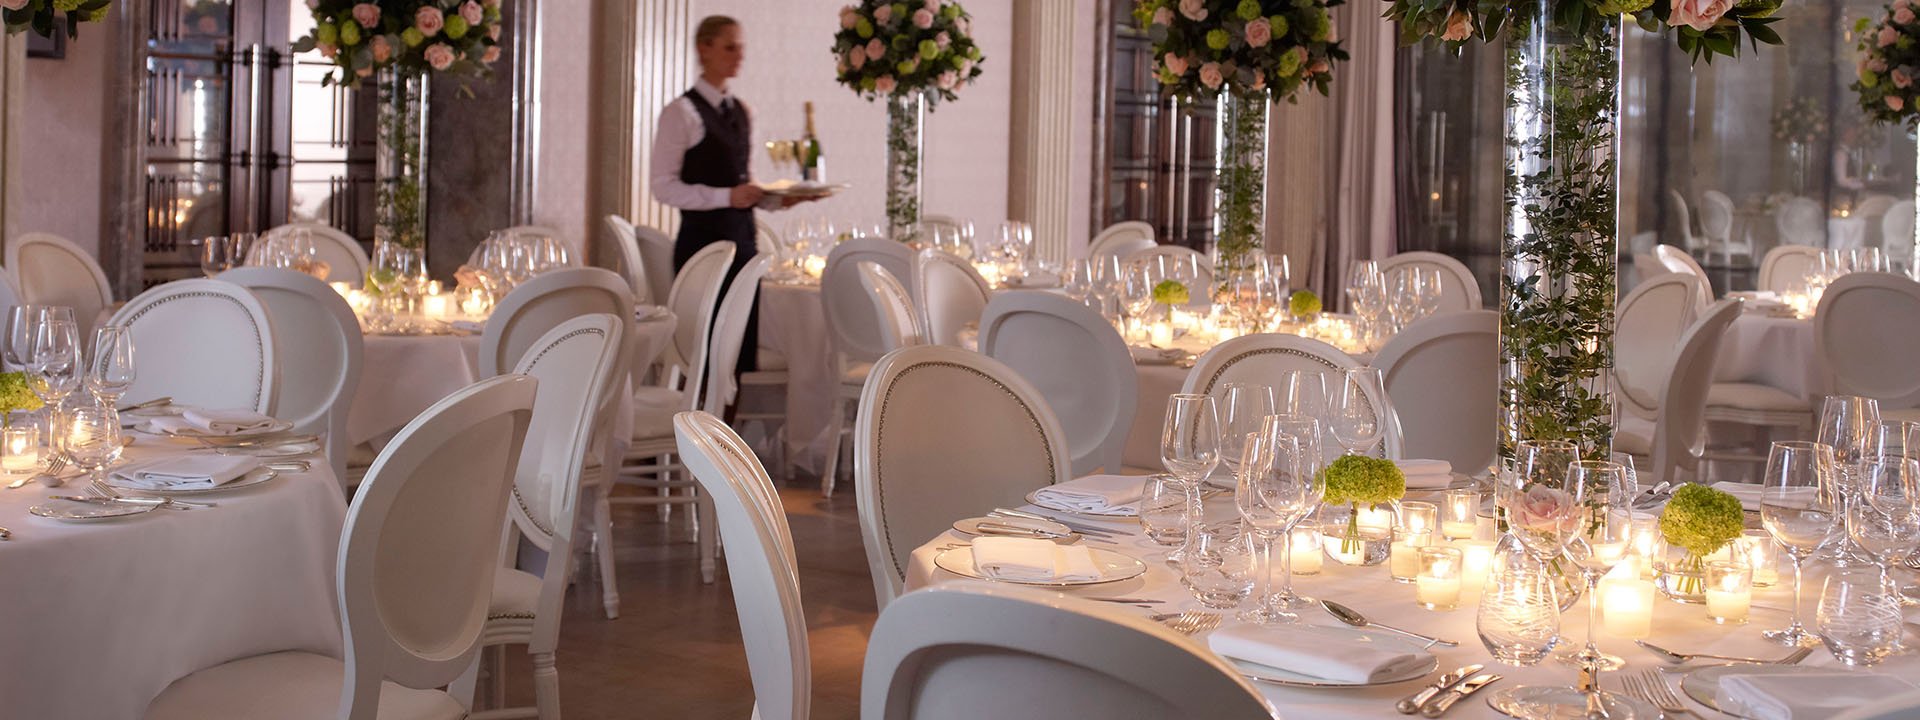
xmin=650 ymin=14 xmax=786 ymax=372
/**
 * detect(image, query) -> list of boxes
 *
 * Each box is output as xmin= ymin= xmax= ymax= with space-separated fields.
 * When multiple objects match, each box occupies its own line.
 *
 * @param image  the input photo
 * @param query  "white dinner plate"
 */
xmin=1023 ymin=490 xmax=1140 ymax=518
xmin=1225 ymin=626 xmax=1439 ymax=688
xmin=1679 ymin=663 xmax=1830 ymax=719
xmin=931 ymin=546 xmax=1147 ymax=587
xmin=105 ymin=467 xmax=278 ymax=496
xmin=760 ymin=180 xmax=848 ymax=199
xmin=952 ymin=515 xmax=1073 ymax=538
xmin=206 ymin=440 xmax=322 ymax=459
xmin=29 ymin=499 xmax=158 ymax=521
xmin=149 ymin=419 xmax=295 ymax=440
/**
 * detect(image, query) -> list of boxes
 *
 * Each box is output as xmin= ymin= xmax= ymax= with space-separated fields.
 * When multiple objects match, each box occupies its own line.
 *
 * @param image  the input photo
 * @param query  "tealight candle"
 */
xmin=1390 ymin=529 xmax=1433 ymax=583
xmin=1459 ymin=540 xmax=1496 ymax=589
xmin=803 ymin=255 xmax=826 ymax=278
xmin=345 ymin=289 xmax=370 ymax=313
xmin=1357 ymin=505 xmax=1396 ymax=533
xmin=0 ymin=424 xmax=38 ymax=473
xmin=1416 ymin=546 xmax=1463 ymax=610
xmin=1149 ymin=322 xmax=1174 ymax=348
xmin=1289 ymin=524 xmax=1324 ymax=576
xmin=329 ymin=281 xmax=351 ymax=298
xmin=1740 ymin=530 xmax=1780 ymax=587
xmin=1399 ymin=501 xmax=1438 ymax=535
xmin=1705 ymin=561 xmax=1751 ymax=625
xmin=421 ymin=293 xmax=450 ymax=318
xmin=1441 ymin=488 xmax=1479 ymax=539
xmin=1600 ymin=563 xmax=1655 ymax=638
xmin=1629 ymin=512 xmax=1661 ymax=578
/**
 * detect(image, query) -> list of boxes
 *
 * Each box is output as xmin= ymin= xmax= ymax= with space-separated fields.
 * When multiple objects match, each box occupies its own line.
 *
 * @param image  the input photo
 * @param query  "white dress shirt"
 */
xmin=650 ymin=78 xmax=753 ymax=212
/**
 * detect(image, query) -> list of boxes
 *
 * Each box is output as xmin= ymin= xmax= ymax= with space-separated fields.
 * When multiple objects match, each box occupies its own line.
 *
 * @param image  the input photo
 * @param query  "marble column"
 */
xmin=0 ymin=32 xmax=20 ymax=245
xmin=588 ymin=0 xmax=640 ymax=266
xmin=101 ymin=0 xmax=149 ymax=298
xmin=1008 ymin=0 xmax=1075 ymax=263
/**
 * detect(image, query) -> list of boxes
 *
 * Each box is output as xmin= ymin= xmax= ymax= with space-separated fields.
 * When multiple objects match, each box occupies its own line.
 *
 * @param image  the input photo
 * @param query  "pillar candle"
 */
xmin=1149 ymin=322 xmax=1174 ymax=348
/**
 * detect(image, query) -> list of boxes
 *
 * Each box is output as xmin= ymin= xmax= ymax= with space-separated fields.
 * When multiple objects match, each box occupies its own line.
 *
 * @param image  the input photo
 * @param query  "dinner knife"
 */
xmin=1420 ymin=674 xmax=1501 ymax=718
xmin=989 ymin=508 xmax=1121 ymax=537
xmin=1395 ymin=664 xmax=1483 ymax=714
xmin=974 ymin=521 xmax=1070 ymax=539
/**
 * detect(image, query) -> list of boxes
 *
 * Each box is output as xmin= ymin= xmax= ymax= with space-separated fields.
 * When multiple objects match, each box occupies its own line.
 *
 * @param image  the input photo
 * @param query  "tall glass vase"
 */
xmin=885 ymin=92 xmax=925 ymax=243
xmin=376 ymin=68 xmax=429 ymax=252
xmin=1498 ymin=10 xmax=1621 ymax=462
xmin=1214 ymin=87 xmax=1270 ymax=276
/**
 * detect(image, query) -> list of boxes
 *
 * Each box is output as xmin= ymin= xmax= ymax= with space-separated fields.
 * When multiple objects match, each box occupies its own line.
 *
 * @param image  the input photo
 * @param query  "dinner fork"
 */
xmin=1622 ymin=670 xmax=1697 ymax=719
xmin=8 ymin=455 xmax=67 ymax=489
xmin=1904 ymin=554 xmax=1920 ymax=572
xmin=1155 ymin=611 xmax=1221 ymax=636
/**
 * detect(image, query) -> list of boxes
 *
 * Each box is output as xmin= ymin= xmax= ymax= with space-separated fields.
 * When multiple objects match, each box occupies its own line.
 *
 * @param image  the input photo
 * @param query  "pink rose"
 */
xmin=1309 ymin=58 xmax=1329 ymax=74
xmin=488 ymin=24 xmax=500 ymax=40
xmin=1249 ymin=73 xmax=1266 ymax=91
xmin=317 ymin=41 xmax=337 ymax=59
xmin=1901 ymin=7 xmax=1917 ymax=24
xmin=1511 ymin=485 xmax=1581 ymax=534
xmin=424 ymin=43 xmax=455 ymax=70
xmin=306 ymin=0 xmax=318 ymax=8
xmin=849 ymin=48 xmax=866 ymax=69
xmin=1153 ymin=6 xmax=1173 ymax=25
xmin=874 ymin=4 xmax=892 ymax=24
xmin=957 ymin=15 xmax=970 ymax=34
xmin=352 ymin=3 xmax=379 ymax=29
xmin=958 ymin=57 xmax=975 ymax=76
xmin=1901 ymin=0 xmax=1913 ymax=10
xmin=482 ymin=45 xmax=501 ymax=64
xmin=1871 ymin=57 xmax=1890 ymax=72
xmin=1441 ymin=9 xmax=1473 ymax=41
xmin=1668 ymin=0 xmax=1734 ymax=31
xmin=1163 ymin=51 xmax=1189 ymax=76
xmin=924 ymin=0 xmax=941 ymax=11
xmin=935 ymin=31 xmax=951 ymax=49
xmin=875 ymin=75 xmax=897 ymax=93
xmin=1179 ymin=0 xmax=1208 ymax=21
xmin=1898 ymin=68 xmax=1913 ymax=88
xmin=840 ymin=7 xmax=857 ymax=29
xmin=1245 ymin=18 xmax=1271 ymax=47
xmin=461 ymin=1 xmax=484 ymax=26
xmin=937 ymin=70 xmax=958 ymax=90
xmin=415 ymin=6 xmax=444 ymax=37
xmin=866 ymin=38 xmax=885 ymax=60
xmin=1889 ymin=95 xmax=1907 ymax=111
xmin=913 ymin=8 xmax=934 ymax=29
xmin=1199 ymin=61 xmax=1223 ymax=89
xmin=1882 ymin=25 xmax=1900 ymax=47
xmin=370 ymin=35 xmax=392 ymax=62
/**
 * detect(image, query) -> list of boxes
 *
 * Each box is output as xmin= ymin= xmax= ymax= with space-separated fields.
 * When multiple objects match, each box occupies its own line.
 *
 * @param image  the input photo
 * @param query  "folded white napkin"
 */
xmin=969 ymin=537 xmax=1102 ymax=583
xmin=1396 ymin=459 xmax=1454 ymax=489
xmin=1208 ymin=624 xmax=1431 ymax=684
xmin=149 ymin=408 xmax=277 ymax=436
xmin=1716 ymin=671 xmax=1918 ymax=720
xmin=1129 ymin=346 xmax=1186 ymax=365
xmin=110 ymin=455 xmax=260 ymax=491
xmin=1710 ymin=481 xmax=1764 ymax=512
xmin=1031 ymin=474 xmax=1146 ymax=515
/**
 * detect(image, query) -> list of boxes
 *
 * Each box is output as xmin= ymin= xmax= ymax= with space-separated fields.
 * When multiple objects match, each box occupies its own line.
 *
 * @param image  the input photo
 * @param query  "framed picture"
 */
xmin=26 ymin=18 xmax=66 ymax=59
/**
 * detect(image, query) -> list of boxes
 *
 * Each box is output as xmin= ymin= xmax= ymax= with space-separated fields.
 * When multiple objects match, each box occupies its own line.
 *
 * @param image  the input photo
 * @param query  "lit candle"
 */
xmin=329 ymin=281 xmax=352 ymax=298
xmin=458 ymin=291 xmax=490 ymax=317
xmin=426 ymin=280 xmax=442 ymax=295
xmin=804 ymin=256 xmax=826 ymax=278
xmin=1705 ymin=561 xmax=1751 ymax=625
xmin=1149 ymin=322 xmax=1174 ymax=348
xmin=1390 ymin=529 xmax=1434 ymax=583
xmin=1357 ymin=505 xmax=1396 ymax=533
xmin=1459 ymin=540 xmax=1496 ymax=589
xmin=1399 ymin=501 xmax=1438 ymax=535
xmin=345 ymin=289 xmax=370 ymax=314
xmin=421 ymin=293 xmax=450 ymax=318
xmin=1629 ymin=512 xmax=1661 ymax=578
xmin=1416 ymin=546 xmax=1463 ymax=610
xmin=0 ymin=425 xmax=38 ymax=473
xmin=1441 ymin=488 xmax=1479 ymax=539
xmin=1741 ymin=531 xmax=1780 ymax=587
xmin=1600 ymin=563 xmax=1655 ymax=638
xmin=1289 ymin=525 xmax=1324 ymax=576
xmin=1473 ymin=510 xmax=1498 ymax=541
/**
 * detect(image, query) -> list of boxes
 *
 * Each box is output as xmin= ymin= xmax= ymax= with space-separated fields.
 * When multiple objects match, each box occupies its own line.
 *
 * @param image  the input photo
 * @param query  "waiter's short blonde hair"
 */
xmin=695 ymin=15 xmax=738 ymax=47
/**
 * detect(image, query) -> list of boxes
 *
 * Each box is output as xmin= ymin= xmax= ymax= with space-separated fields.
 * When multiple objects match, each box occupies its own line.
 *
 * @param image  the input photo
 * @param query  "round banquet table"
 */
xmin=0 ymin=433 xmax=349 ymax=718
xmin=758 ymin=281 xmax=840 ymax=472
xmin=1709 ymin=311 xmax=1827 ymax=405
xmin=904 ymin=494 xmax=1920 ymax=719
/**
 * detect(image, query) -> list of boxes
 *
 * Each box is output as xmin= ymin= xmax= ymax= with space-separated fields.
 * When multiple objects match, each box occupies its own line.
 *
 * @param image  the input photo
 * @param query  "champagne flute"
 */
xmin=1161 ymin=394 xmax=1221 ymax=563
xmin=1328 ymin=367 xmax=1387 ymax=456
xmin=1762 ymin=441 xmax=1841 ymax=647
xmin=1557 ymin=460 xmax=1635 ymax=670
xmin=85 ymin=325 xmax=137 ymax=404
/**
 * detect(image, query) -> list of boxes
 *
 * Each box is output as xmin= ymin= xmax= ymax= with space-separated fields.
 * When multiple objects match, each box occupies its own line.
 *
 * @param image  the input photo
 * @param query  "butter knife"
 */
xmin=1396 ymin=664 xmax=1483 ymax=714
xmin=1420 ymin=674 xmax=1501 ymax=718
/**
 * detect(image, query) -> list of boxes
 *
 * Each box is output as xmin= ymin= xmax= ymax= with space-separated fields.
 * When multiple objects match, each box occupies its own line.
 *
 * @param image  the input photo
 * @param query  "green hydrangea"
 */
xmin=401 ymin=27 xmax=424 ymax=47
xmin=855 ymin=17 xmax=874 ymax=39
xmin=1207 ymin=29 xmax=1232 ymax=50
xmin=0 ymin=372 xmax=43 ymax=419
xmin=316 ymin=22 xmax=338 ymax=45
xmin=1660 ymin=484 xmax=1744 ymax=557
xmin=1268 ymin=15 xmax=1290 ymax=39
xmin=338 ymin=21 xmax=361 ymax=46
xmin=919 ymin=39 xmax=940 ymax=59
xmin=1289 ymin=290 xmax=1321 ymax=316
xmin=1322 ymin=455 xmax=1406 ymax=507
xmin=1597 ymin=0 xmax=1654 ymax=14
xmin=1277 ymin=47 xmax=1304 ymax=76
xmin=1151 ymin=279 xmax=1190 ymax=306
xmin=1237 ymin=0 xmax=1264 ymax=20
xmin=444 ymin=15 xmax=469 ymax=40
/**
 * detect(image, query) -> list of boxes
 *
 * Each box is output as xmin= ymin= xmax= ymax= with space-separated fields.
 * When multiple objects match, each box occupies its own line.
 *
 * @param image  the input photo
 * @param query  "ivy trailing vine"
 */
xmin=885 ymin=93 xmax=923 ymax=243
xmin=376 ymin=70 xmax=427 ymax=251
xmin=1216 ymin=87 xmax=1269 ymax=274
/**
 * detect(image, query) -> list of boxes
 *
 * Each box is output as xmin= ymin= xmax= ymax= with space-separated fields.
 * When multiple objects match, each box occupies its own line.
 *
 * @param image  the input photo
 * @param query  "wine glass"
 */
xmin=5 ymin=305 xmax=41 ymax=372
xmin=1848 ymin=455 xmax=1920 ymax=636
xmin=1217 ymin=383 xmax=1274 ymax=481
xmin=1761 ymin=440 xmax=1841 ymax=647
xmin=1063 ymin=258 xmax=1096 ymax=303
xmin=1237 ymin=428 xmax=1319 ymax=624
xmin=62 ymin=400 xmax=122 ymax=493
xmin=1821 ymin=395 xmax=1883 ymax=564
xmin=1500 ymin=439 xmax=1580 ymax=519
xmin=1413 ymin=267 xmax=1444 ymax=321
xmin=1161 ymin=394 xmax=1221 ymax=563
xmin=1327 ymin=367 xmax=1387 ymax=456
xmin=85 ymin=325 xmax=136 ymax=405
xmin=1121 ymin=263 xmax=1157 ymax=324
xmin=29 ymin=318 xmax=80 ymax=409
xmin=200 ymin=236 xmax=235 ymax=277
xmin=369 ymin=242 xmax=409 ymax=330
xmin=1259 ymin=413 xmax=1325 ymax=612
xmin=1557 ymin=460 xmax=1635 ymax=671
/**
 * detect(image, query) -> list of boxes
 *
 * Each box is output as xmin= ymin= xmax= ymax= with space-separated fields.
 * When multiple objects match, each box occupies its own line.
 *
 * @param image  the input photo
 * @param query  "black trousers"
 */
xmin=674 ymin=210 xmax=758 ymax=374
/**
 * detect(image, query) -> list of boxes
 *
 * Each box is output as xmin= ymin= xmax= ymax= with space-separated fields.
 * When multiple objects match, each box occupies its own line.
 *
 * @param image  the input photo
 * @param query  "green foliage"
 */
xmin=1133 ymin=0 xmax=1348 ymax=104
xmin=832 ymin=0 xmax=987 ymax=108
xmin=376 ymin=73 xmax=427 ymax=250
xmin=1852 ymin=1 xmax=1920 ymax=130
xmin=1321 ymin=455 xmax=1406 ymax=507
xmin=885 ymin=95 xmax=923 ymax=242
xmin=1658 ymin=483 xmax=1744 ymax=557
xmin=1215 ymin=88 xmax=1268 ymax=270
xmin=1381 ymin=0 xmax=1782 ymax=66
xmin=1289 ymin=289 xmax=1322 ymax=316
xmin=290 ymin=0 xmax=506 ymax=89
xmin=0 ymin=372 xmax=44 ymax=418
xmin=2 ymin=0 xmax=109 ymax=39
xmin=1152 ymin=279 xmax=1192 ymax=305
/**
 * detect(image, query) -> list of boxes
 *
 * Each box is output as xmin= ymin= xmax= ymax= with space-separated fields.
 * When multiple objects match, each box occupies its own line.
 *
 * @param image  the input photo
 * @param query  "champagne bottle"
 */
xmin=801 ymin=101 xmax=824 ymax=182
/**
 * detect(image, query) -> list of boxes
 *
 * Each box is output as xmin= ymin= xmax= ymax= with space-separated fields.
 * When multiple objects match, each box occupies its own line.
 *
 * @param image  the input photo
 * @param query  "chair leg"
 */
xmin=697 ymin=491 xmax=717 ymax=584
xmin=774 ymin=422 xmax=790 ymax=484
xmin=488 ymin=644 xmax=508 ymax=710
xmin=451 ymin=653 xmax=482 ymax=711
xmin=820 ymin=399 xmax=847 ymax=497
xmin=532 ymin=651 xmax=561 ymax=720
xmin=595 ymin=489 xmax=621 ymax=619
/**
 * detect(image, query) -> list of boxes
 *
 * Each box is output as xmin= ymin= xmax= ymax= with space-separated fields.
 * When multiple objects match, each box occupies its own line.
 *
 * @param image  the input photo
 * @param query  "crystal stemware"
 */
xmin=4 ymin=305 xmax=41 ymax=373
xmin=1160 ymin=394 xmax=1221 ymax=564
xmin=1328 ymin=367 xmax=1387 ymax=456
xmin=1847 ymin=455 xmax=1920 ymax=633
xmin=1556 ymin=460 xmax=1635 ymax=671
xmin=1762 ymin=440 xmax=1841 ymax=647
xmin=1217 ymin=383 xmax=1274 ymax=481
xmin=29 ymin=318 xmax=80 ymax=409
xmin=1821 ymin=395 xmax=1883 ymax=565
xmin=62 ymin=401 xmax=122 ymax=491
xmin=85 ymin=325 xmax=136 ymax=405
xmin=1255 ymin=414 xmax=1325 ymax=614
xmin=1818 ymin=568 xmax=1904 ymax=666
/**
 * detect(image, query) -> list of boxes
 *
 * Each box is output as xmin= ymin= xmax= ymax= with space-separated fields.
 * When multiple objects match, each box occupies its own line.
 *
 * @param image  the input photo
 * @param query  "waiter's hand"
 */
xmin=729 ymin=184 xmax=765 ymax=208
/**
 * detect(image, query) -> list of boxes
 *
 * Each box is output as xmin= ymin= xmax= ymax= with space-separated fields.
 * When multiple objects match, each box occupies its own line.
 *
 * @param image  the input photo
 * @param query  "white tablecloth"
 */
xmin=758 ymin=282 xmax=839 ymax=472
xmin=0 ymin=434 xmax=349 ymax=717
xmin=1711 ymin=312 xmax=1826 ymax=404
xmin=1830 ymin=217 xmax=1868 ymax=251
xmin=904 ymin=495 xmax=1920 ymax=719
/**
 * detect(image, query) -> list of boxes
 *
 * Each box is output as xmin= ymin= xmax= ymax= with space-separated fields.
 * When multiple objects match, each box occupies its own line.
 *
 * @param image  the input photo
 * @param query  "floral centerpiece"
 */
xmin=1656 ymin=484 xmax=1744 ymax=600
xmin=832 ymin=0 xmax=986 ymax=242
xmin=1134 ymin=0 xmax=1347 ymax=275
xmin=1321 ymin=455 xmax=1404 ymax=564
xmin=1772 ymin=97 xmax=1828 ymax=144
xmin=1384 ymin=0 xmax=1781 ymax=462
xmin=3 ymin=0 xmax=109 ymax=39
xmin=1853 ymin=3 xmax=1920 ymax=125
xmin=0 ymin=372 xmax=43 ymax=425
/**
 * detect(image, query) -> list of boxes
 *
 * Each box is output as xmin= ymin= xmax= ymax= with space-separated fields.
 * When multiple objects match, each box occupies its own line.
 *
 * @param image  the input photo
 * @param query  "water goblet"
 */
xmin=1762 ymin=441 xmax=1841 ymax=647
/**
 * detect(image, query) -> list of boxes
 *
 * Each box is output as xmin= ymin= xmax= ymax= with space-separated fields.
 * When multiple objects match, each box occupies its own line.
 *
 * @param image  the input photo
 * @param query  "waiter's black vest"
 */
xmin=673 ymin=89 xmax=755 ymax=271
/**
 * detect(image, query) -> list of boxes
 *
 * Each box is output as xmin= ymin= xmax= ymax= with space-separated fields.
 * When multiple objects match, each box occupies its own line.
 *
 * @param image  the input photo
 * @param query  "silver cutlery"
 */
xmin=1621 ymin=670 xmax=1697 ymax=719
xmin=9 ymin=456 xmax=68 ymax=489
xmin=1322 ymin=599 xmax=1458 ymax=648
xmin=1085 ymin=597 xmax=1163 ymax=604
xmin=974 ymin=521 xmax=1072 ymax=540
xmin=264 ymin=460 xmax=312 ymax=473
xmin=1905 ymin=554 xmax=1920 ymax=571
xmin=1153 ymin=611 xmax=1221 ymax=636
xmin=1397 ymin=664 xmax=1483 ymax=714
xmin=989 ymin=508 xmax=1121 ymax=537
xmin=1420 ymin=673 xmax=1500 ymax=717
xmin=88 ymin=478 xmax=217 ymax=509
xmin=1634 ymin=640 xmax=1813 ymax=666
xmin=0 ymin=526 xmax=11 ymax=540
xmin=192 ymin=433 xmax=317 ymax=449
xmin=116 ymin=396 xmax=172 ymax=414
xmin=1632 ymin=481 xmax=1673 ymax=510
xmin=51 ymin=495 xmax=195 ymax=511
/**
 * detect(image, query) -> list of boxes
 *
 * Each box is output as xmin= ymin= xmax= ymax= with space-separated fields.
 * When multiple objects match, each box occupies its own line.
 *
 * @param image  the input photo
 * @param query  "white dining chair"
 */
xmin=862 ymin=582 xmax=1274 ymax=720
xmin=145 ymin=374 xmax=536 ymax=720
xmin=1616 ymin=300 xmax=1741 ymax=486
xmin=218 ymin=267 xmax=363 ymax=484
xmin=855 ymin=346 xmax=1070 ymax=608
xmin=1373 ymin=310 xmax=1497 ymax=476
xmin=1775 ymin=196 xmax=1825 ymax=247
xmin=0 ymin=269 xmax=23 ymax=339
xmin=502 ymin=225 xmax=582 ymax=265
xmin=819 ymin=238 xmax=916 ymax=495
xmin=674 ymin=411 xmax=810 ymax=720
xmin=921 ymin=213 xmax=963 ymax=236
xmin=1857 ymin=194 xmax=1898 ymax=221
xmin=755 ymin=217 xmax=781 ymax=258
xmin=635 ymin=223 xmax=677 ymax=310
xmin=1088 ymin=221 xmax=1156 ymax=258
xmin=1815 ymin=272 xmax=1920 ymax=421
xmin=111 ymin=279 xmax=277 ymax=415
xmin=1884 ymin=200 xmax=1917 ymax=270
xmin=1612 ymin=274 xmax=1705 ymax=424
xmin=457 ymin=314 xmax=623 ymax=720
xmin=261 ymin=222 xmax=371 ymax=287
xmin=979 ymin=290 xmax=1135 ymax=476
xmin=8 ymin=231 xmax=113 ymax=341
xmin=1836 ymin=691 xmax=1920 ymax=720
xmin=911 ymin=248 xmax=991 ymax=347
xmin=1377 ymin=251 xmax=1482 ymax=312
xmin=704 ymin=256 xmax=790 ymax=483
xmin=1757 ymin=245 xmax=1821 ymax=294
xmin=1124 ymin=244 xmax=1214 ymax=290
xmin=1180 ymin=333 xmax=1399 ymax=461
xmin=859 ymin=262 xmax=924 ymax=351
xmin=1653 ymin=245 xmax=1713 ymax=309
xmin=1666 ymin=189 xmax=1700 ymax=253
xmin=1698 ymin=190 xmax=1750 ymax=265
xmin=599 ymin=214 xmax=653 ymax=304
